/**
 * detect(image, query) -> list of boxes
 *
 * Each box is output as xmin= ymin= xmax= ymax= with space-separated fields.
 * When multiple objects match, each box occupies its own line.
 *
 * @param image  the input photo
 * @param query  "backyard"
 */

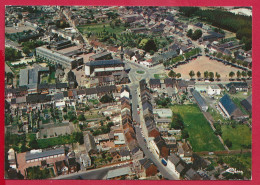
xmin=171 ymin=104 xmax=224 ymax=152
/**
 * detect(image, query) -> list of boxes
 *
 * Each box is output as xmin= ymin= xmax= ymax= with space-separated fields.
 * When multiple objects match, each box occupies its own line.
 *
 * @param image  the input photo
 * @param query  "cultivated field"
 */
xmin=173 ymin=56 xmax=241 ymax=81
xmin=171 ymin=104 xmax=224 ymax=152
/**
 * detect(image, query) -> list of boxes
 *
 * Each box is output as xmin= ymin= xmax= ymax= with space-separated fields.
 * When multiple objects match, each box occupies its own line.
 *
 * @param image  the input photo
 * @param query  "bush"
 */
xmin=225 ymin=139 xmax=233 ymax=148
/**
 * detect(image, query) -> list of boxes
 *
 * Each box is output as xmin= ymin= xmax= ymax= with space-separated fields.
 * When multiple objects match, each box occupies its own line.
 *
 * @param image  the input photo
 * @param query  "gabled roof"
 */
xmin=185 ymin=168 xmax=201 ymax=180
xmin=149 ymin=78 xmax=161 ymax=85
xmin=190 ymin=89 xmax=207 ymax=108
xmin=84 ymin=132 xmax=97 ymax=153
xmin=168 ymin=153 xmax=181 ymax=166
xmin=176 ymin=163 xmax=185 ymax=173
xmin=53 ymin=92 xmax=64 ymax=101
xmin=219 ymin=94 xmax=237 ymax=116
xmin=85 ymin=88 xmax=97 ymax=95
xmin=142 ymin=101 xmax=153 ymax=111
xmin=26 ymin=147 xmax=65 ymax=161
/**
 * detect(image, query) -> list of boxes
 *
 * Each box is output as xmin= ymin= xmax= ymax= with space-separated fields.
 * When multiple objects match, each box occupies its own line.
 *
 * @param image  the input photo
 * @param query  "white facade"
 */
xmin=218 ymin=101 xmax=231 ymax=119
xmin=120 ymin=90 xmax=130 ymax=99
xmin=167 ymin=160 xmax=180 ymax=178
xmin=149 ymin=140 xmax=160 ymax=158
xmin=85 ymin=66 xmax=91 ymax=76
xmin=208 ymin=85 xmax=221 ymax=95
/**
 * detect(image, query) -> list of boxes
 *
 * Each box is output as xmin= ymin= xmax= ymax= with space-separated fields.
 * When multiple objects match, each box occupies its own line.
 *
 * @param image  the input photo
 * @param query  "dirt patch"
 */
xmin=173 ymin=56 xmax=241 ymax=81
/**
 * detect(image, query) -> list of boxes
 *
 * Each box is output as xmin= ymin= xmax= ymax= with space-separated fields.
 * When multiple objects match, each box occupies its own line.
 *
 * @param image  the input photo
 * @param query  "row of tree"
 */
xmin=210 ymin=52 xmax=251 ymax=68
xmin=228 ymin=71 xmax=252 ymax=79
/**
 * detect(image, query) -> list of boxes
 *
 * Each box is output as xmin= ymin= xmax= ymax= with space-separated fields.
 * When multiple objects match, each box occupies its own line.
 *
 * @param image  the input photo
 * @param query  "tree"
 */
xmin=209 ymin=72 xmax=214 ymax=80
xmin=216 ymin=72 xmax=221 ymax=80
xmin=139 ymin=39 xmax=157 ymax=52
xmin=6 ymin=72 xmax=14 ymax=83
xmin=176 ymin=73 xmax=181 ymax=78
xmin=247 ymin=71 xmax=252 ymax=78
xmin=78 ymin=114 xmax=86 ymax=121
xmin=170 ymin=113 xmax=184 ymax=130
xmin=182 ymin=129 xmax=189 ymax=139
xmin=225 ymin=139 xmax=232 ymax=148
xmin=187 ymin=29 xmax=193 ymax=37
xmin=100 ymin=94 xmax=114 ymax=103
xmin=191 ymin=29 xmax=202 ymax=40
xmin=168 ymin=70 xmax=176 ymax=78
xmin=204 ymin=71 xmax=209 ymax=79
xmin=22 ymin=46 xmax=31 ymax=56
xmin=29 ymin=139 xmax=39 ymax=149
xmin=242 ymin=71 xmax=247 ymax=78
xmin=196 ymin=71 xmax=201 ymax=78
xmin=236 ymin=71 xmax=241 ymax=79
xmin=216 ymin=52 xmax=223 ymax=59
xmin=229 ymin=71 xmax=235 ymax=78
xmin=189 ymin=70 xmax=195 ymax=79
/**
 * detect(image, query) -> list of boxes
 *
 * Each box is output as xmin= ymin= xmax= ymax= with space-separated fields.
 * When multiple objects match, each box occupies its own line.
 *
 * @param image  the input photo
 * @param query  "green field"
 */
xmin=171 ymin=104 xmax=224 ymax=152
xmin=154 ymin=74 xmax=167 ymax=79
xmin=136 ymin=70 xmax=145 ymax=74
xmin=207 ymin=107 xmax=226 ymax=123
xmin=221 ymin=153 xmax=252 ymax=179
xmin=77 ymin=24 xmax=125 ymax=35
xmin=221 ymin=125 xmax=251 ymax=150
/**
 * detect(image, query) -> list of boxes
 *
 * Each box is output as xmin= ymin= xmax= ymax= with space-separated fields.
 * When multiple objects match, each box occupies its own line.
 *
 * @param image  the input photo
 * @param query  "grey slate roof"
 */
xmin=168 ymin=153 xmax=181 ymax=166
xmin=84 ymin=132 xmax=97 ymax=153
xmin=86 ymin=60 xmax=123 ymax=66
xmin=191 ymin=89 xmax=207 ymax=109
xmin=25 ymin=147 xmax=65 ymax=161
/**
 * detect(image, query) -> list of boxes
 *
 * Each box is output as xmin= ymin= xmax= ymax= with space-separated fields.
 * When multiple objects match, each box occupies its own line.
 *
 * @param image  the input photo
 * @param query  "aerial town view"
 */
xmin=4 ymin=6 xmax=252 ymax=180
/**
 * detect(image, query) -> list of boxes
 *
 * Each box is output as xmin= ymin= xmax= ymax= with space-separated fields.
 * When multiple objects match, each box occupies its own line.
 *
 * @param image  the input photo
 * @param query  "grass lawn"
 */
xmin=37 ymin=135 xmax=73 ymax=148
xmin=207 ymin=107 xmax=226 ymax=123
xmin=154 ymin=74 xmax=167 ymax=79
xmin=220 ymin=153 xmax=251 ymax=179
xmin=221 ymin=124 xmax=251 ymax=150
xmin=232 ymin=97 xmax=249 ymax=115
xmin=171 ymin=104 xmax=224 ymax=152
xmin=78 ymin=24 xmax=125 ymax=35
xmin=88 ymin=99 xmax=99 ymax=105
xmin=136 ymin=70 xmax=145 ymax=74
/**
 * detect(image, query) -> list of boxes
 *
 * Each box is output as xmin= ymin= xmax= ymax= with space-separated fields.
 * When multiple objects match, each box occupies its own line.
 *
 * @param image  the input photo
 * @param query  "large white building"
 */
xmin=36 ymin=47 xmax=83 ymax=69
xmin=208 ymin=85 xmax=221 ymax=95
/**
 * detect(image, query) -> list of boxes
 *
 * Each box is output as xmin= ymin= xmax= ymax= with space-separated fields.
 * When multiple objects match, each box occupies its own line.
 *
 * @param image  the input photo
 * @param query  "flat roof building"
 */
xmin=36 ymin=47 xmax=83 ymax=69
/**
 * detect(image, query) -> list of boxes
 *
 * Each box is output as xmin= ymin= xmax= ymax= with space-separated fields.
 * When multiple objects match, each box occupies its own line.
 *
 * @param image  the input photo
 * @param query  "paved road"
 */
xmin=54 ymin=165 xmax=119 ymax=180
xmin=134 ymin=125 xmax=179 ymax=180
